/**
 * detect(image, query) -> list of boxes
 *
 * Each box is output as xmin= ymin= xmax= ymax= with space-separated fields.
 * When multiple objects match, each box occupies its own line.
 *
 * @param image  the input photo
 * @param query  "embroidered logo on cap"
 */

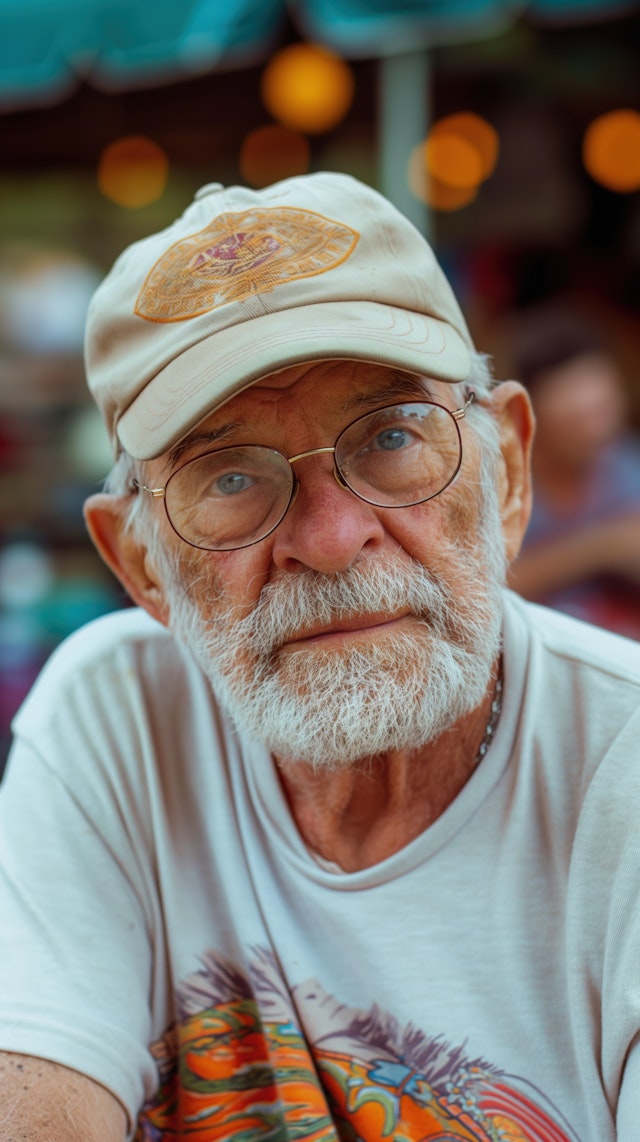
xmin=135 ymin=206 xmax=359 ymax=323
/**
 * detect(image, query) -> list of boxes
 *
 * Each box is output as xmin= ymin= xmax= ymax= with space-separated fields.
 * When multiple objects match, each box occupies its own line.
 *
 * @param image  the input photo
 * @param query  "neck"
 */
xmin=275 ymin=661 xmax=502 ymax=873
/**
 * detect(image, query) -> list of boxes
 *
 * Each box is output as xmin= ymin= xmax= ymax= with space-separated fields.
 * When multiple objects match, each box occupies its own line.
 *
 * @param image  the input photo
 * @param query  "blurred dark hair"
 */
xmin=511 ymin=301 xmax=608 ymax=391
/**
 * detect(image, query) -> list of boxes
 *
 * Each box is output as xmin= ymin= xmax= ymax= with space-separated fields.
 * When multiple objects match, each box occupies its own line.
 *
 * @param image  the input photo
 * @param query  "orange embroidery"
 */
xmin=135 ymin=207 xmax=359 ymax=323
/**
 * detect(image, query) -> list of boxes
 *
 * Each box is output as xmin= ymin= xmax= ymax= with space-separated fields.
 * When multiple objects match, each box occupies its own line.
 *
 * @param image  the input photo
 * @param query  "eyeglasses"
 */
xmin=133 ymin=390 xmax=476 ymax=552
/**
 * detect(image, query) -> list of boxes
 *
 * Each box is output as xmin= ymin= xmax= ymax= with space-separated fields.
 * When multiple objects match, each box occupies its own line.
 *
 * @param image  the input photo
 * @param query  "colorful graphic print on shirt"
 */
xmin=135 ymin=948 xmax=579 ymax=1142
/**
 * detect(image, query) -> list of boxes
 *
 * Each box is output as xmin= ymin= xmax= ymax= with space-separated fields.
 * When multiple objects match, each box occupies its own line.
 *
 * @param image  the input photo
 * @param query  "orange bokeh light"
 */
xmin=408 ymin=111 xmax=498 ymax=212
xmin=408 ymin=143 xmax=479 ymax=211
xmin=261 ymin=43 xmax=354 ymax=135
xmin=426 ymin=134 xmax=483 ymax=189
xmin=431 ymin=112 xmax=499 ymax=182
xmin=97 ymin=135 xmax=169 ymax=208
xmin=240 ymin=125 xmax=311 ymax=188
xmin=583 ymin=109 xmax=640 ymax=193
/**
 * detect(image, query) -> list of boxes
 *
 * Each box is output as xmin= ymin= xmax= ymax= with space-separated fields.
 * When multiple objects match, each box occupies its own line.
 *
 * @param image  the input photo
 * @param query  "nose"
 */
xmin=270 ymin=454 xmax=387 ymax=574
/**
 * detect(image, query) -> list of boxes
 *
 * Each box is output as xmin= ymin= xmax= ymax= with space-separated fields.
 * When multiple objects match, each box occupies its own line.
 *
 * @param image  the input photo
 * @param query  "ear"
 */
xmin=84 ymin=493 xmax=170 ymax=626
xmin=490 ymin=381 xmax=536 ymax=565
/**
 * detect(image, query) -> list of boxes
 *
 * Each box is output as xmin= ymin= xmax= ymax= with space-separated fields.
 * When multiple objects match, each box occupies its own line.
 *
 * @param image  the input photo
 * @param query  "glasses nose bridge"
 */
xmin=287 ymin=445 xmax=336 ymax=465
xmin=286 ymin=445 xmax=347 ymax=491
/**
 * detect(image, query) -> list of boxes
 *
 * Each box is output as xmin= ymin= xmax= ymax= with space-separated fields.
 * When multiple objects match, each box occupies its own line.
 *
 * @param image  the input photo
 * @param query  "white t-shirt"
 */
xmin=0 ymin=591 xmax=639 ymax=1142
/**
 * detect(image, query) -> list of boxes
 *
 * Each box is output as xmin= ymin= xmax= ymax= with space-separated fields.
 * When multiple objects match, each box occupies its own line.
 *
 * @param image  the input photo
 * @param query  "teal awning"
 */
xmin=0 ymin=0 xmax=637 ymax=108
xmin=0 ymin=0 xmax=287 ymax=106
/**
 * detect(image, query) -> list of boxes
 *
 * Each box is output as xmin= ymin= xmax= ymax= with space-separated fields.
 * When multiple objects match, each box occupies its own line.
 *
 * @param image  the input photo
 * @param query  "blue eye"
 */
xmin=215 ymin=472 xmax=255 ymax=495
xmin=375 ymin=428 xmax=410 ymax=451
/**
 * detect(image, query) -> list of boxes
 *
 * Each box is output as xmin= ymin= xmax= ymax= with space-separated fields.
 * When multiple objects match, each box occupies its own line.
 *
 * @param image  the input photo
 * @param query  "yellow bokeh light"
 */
xmin=431 ymin=112 xmax=499 ymax=182
xmin=97 ymin=135 xmax=169 ymax=209
xmin=408 ymin=144 xmax=478 ymax=212
xmin=583 ymin=109 xmax=640 ymax=193
xmin=261 ymin=43 xmax=355 ymax=135
xmin=240 ymin=125 xmax=311 ymax=188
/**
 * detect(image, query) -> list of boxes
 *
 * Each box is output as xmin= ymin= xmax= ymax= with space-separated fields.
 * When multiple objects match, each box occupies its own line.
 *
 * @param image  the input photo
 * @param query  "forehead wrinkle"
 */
xmin=164 ymin=371 xmax=436 ymax=472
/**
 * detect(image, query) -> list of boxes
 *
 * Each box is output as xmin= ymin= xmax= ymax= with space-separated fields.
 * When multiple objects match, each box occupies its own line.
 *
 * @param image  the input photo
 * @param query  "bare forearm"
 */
xmin=509 ymin=531 xmax=608 ymax=599
xmin=509 ymin=514 xmax=640 ymax=600
xmin=0 ymin=1053 xmax=127 ymax=1142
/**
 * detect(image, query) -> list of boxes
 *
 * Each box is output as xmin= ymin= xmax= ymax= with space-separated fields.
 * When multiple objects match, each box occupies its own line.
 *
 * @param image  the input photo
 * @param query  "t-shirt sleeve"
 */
xmin=0 ymin=616 xmax=170 ymax=1131
xmin=617 ymin=1035 xmax=640 ymax=1141
xmin=567 ymin=706 xmax=640 ymax=1131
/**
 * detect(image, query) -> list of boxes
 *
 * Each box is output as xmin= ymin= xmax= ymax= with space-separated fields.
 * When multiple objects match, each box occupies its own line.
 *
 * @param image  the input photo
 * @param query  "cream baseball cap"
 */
xmin=85 ymin=171 xmax=474 ymax=460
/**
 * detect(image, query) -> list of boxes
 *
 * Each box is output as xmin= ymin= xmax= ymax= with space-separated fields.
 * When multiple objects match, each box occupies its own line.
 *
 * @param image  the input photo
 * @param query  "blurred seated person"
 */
xmin=508 ymin=301 xmax=640 ymax=638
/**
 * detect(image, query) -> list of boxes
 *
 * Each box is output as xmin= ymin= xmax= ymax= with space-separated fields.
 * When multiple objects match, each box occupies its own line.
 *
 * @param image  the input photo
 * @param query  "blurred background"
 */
xmin=1 ymin=0 xmax=640 ymax=765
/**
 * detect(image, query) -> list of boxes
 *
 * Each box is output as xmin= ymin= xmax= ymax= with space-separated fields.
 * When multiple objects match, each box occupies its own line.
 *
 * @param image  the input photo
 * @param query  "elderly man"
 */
xmin=0 ymin=173 xmax=638 ymax=1142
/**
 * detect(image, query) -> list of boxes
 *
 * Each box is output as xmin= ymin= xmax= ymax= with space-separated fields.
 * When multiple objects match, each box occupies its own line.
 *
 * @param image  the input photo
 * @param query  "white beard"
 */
xmin=163 ymin=480 xmax=507 ymax=771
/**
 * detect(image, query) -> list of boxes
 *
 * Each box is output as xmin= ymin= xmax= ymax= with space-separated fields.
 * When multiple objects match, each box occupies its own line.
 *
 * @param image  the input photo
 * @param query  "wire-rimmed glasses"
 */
xmin=133 ymin=390 xmax=476 ymax=551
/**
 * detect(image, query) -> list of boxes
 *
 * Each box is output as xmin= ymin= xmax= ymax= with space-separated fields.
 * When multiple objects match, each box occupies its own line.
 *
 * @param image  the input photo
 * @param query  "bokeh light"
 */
xmin=408 ymin=111 xmax=499 ymax=212
xmin=261 ymin=43 xmax=354 ymax=134
xmin=426 ymin=134 xmax=483 ymax=190
xmin=431 ymin=112 xmax=499 ymax=182
xmin=97 ymin=135 xmax=169 ymax=208
xmin=408 ymin=146 xmax=478 ymax=211
xmin=240 ymin=124 xmax=311 ymax=188
xmin=582 ymin=109 xmax=640 ymax=193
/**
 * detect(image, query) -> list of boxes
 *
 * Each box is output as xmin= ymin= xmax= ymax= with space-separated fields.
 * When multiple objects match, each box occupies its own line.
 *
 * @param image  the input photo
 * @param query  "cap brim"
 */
xmin=116 ymin=300 xmax=471 ymax=460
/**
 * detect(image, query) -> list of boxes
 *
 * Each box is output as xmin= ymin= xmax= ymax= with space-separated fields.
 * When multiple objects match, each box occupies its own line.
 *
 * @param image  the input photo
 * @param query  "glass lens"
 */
xmin=165 ymin=446 xmax=293 ymax=550
xmin=335 ymin=402 xmax=462 ymax=507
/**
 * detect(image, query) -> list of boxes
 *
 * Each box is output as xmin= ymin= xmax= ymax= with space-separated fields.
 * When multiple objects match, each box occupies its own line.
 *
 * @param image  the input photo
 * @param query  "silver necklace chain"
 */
xmin=474 ymin=656 xmax=504 ymax=768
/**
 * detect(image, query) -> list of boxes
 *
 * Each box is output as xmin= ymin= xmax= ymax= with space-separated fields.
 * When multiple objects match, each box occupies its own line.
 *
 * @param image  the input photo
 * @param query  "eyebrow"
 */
xmin=165 ymin=373 xmax=435 ymax=472
xmin=342 ymin=373 xmax=434 ymax=413
xmin=166 ymin=421 xmax=246 ymax=470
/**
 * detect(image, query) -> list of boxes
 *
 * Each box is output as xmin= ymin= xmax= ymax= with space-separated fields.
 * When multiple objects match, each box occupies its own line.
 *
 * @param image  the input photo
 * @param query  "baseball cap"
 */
xmin=85 ymin=171 xmax=474 ymax=461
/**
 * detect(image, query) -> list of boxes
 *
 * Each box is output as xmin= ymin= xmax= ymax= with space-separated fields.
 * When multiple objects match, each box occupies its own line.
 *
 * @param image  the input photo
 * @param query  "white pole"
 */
xmin=379 ymin=50 xmax=431 ymax=242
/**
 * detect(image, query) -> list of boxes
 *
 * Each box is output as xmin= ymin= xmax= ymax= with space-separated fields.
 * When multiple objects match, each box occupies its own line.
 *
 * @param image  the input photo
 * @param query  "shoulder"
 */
xmin=504 ymin=595 xmax=640 ymax=900
xmin=505 ymin=590 xmax=640 ymax=691
xmin=11 ymin=607 xmax=203 ymax=742
xmin=610 ymin=433 xmax=640 ymax=474
xmin=39 ymin=606 xmax=169 ymax=666
xmin=8 ymin=606 xmax=237 ymax=821
xmin=601 ymin=435 xmax=640 ymax=498
xmin=503 ymin=592 xmax=640 ymax=793
xmin=17 ymin=605 xmax=169 ymax=689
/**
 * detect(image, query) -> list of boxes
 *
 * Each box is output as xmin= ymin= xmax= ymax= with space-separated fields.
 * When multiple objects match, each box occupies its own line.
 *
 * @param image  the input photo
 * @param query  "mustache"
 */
xmin=220 ymin=558 xmax=462 ymax=657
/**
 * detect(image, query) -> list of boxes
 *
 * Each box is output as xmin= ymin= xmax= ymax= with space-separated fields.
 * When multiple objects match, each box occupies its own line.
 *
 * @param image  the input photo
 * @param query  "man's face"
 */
xmin=145 ymin=361 xmax=506 ymax=769
xmin=531 ymin=351 xmax=626 ymax=472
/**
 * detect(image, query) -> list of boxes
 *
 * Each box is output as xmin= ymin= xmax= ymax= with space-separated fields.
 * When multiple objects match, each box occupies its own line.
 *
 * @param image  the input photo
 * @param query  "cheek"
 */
xmin=379 ymin=480 xmax=482 ymax=565
xmin=378 ymin=500 xmax=448 ymax=565
xmin=190 ymin=545 xmax=272 ymax=618
xmin=446 ymin=485 xmax=485 ymax=542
